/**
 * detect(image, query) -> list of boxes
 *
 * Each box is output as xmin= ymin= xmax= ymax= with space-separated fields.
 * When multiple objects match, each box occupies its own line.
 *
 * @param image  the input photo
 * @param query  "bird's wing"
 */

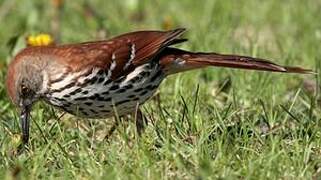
xmin=53 ymin=28 xmax=186 ymax=79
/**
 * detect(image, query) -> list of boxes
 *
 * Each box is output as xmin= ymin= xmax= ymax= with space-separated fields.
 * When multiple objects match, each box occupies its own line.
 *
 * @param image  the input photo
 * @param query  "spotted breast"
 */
xmin=44 ymin=62 xmax=164 ymax=118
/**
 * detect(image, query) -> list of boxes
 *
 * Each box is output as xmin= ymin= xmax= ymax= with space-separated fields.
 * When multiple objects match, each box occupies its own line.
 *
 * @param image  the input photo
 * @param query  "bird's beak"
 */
xmin=20 ymin=105 xmax=31 ymax=144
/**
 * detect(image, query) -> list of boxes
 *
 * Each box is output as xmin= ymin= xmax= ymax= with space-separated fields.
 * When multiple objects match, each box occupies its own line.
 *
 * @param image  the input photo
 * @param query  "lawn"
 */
xmin=0 ymin=0 xmax=320 ymax=179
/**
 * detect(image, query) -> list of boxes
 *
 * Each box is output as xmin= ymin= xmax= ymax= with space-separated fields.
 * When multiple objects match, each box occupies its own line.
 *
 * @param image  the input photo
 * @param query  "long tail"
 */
xmin=159 ymin=48 xmax=314 ymax=75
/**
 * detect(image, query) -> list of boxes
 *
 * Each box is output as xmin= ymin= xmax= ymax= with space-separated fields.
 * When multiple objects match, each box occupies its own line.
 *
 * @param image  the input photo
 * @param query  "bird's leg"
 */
xmin=133 ymin=105 xmax=148 ymax=136
xmin=104 ymin=106 xmax=148 ymax=140
xmin=104 ymin=115 xmax=122 ymax=140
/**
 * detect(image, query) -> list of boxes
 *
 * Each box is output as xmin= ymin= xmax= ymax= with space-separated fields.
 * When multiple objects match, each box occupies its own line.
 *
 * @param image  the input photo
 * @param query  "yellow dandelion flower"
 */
xmin=27 ymin=33 xmax=54 ymax=46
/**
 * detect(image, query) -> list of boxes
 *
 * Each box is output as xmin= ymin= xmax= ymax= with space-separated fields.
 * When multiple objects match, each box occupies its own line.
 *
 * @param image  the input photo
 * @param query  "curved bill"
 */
xmin=20 ymin=106 xmax=31 ymax=144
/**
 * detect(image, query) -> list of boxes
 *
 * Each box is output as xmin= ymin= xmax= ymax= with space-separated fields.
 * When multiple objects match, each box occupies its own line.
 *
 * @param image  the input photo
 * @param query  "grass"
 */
xmin=0 ymin=0 xmax=320 ymax=179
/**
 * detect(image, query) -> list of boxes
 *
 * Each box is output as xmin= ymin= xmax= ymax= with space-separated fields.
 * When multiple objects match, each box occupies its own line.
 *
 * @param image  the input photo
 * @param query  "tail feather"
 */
xmin=160 ymin=48 xmax=314 ymax=75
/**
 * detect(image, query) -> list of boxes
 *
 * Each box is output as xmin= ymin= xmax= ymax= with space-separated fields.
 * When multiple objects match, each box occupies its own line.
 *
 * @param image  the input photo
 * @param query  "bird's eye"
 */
xmin=21 ymin=85 xmax=30 ymax=95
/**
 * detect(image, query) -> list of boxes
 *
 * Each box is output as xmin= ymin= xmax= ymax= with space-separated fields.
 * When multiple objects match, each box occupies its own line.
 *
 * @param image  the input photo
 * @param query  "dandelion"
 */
xmin=27 ymin=33 xmax=54 ymax=46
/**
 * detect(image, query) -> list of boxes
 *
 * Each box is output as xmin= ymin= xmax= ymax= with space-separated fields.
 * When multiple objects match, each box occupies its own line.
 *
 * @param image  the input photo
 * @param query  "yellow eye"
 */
xmin=21 ymin=85 xmax=29 ymax=94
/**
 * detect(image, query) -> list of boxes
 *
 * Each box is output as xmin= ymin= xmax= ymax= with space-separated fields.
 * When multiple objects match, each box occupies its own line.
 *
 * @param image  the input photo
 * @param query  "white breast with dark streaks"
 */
xmin=44 ymin=63 xmax=164 ymax=118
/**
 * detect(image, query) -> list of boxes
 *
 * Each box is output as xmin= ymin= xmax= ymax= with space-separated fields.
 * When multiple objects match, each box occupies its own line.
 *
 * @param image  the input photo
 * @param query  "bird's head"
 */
xmin=6 ymin=49 xmax=46 ymax=144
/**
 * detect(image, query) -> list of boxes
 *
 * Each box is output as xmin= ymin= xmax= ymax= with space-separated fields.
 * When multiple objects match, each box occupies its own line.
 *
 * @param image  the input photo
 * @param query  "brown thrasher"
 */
xmin=6 ymin=28 xmax=313 ymax=144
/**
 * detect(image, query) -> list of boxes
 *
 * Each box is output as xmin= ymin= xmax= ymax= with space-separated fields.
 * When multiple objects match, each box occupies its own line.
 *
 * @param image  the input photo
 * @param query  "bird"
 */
xmin=6 ymin=28 xmax=313 ymax=144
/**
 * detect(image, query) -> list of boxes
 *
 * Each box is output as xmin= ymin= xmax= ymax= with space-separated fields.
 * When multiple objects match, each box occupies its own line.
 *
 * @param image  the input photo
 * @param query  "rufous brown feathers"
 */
xmin=159 ymin=48 xmax=314 ymax=75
